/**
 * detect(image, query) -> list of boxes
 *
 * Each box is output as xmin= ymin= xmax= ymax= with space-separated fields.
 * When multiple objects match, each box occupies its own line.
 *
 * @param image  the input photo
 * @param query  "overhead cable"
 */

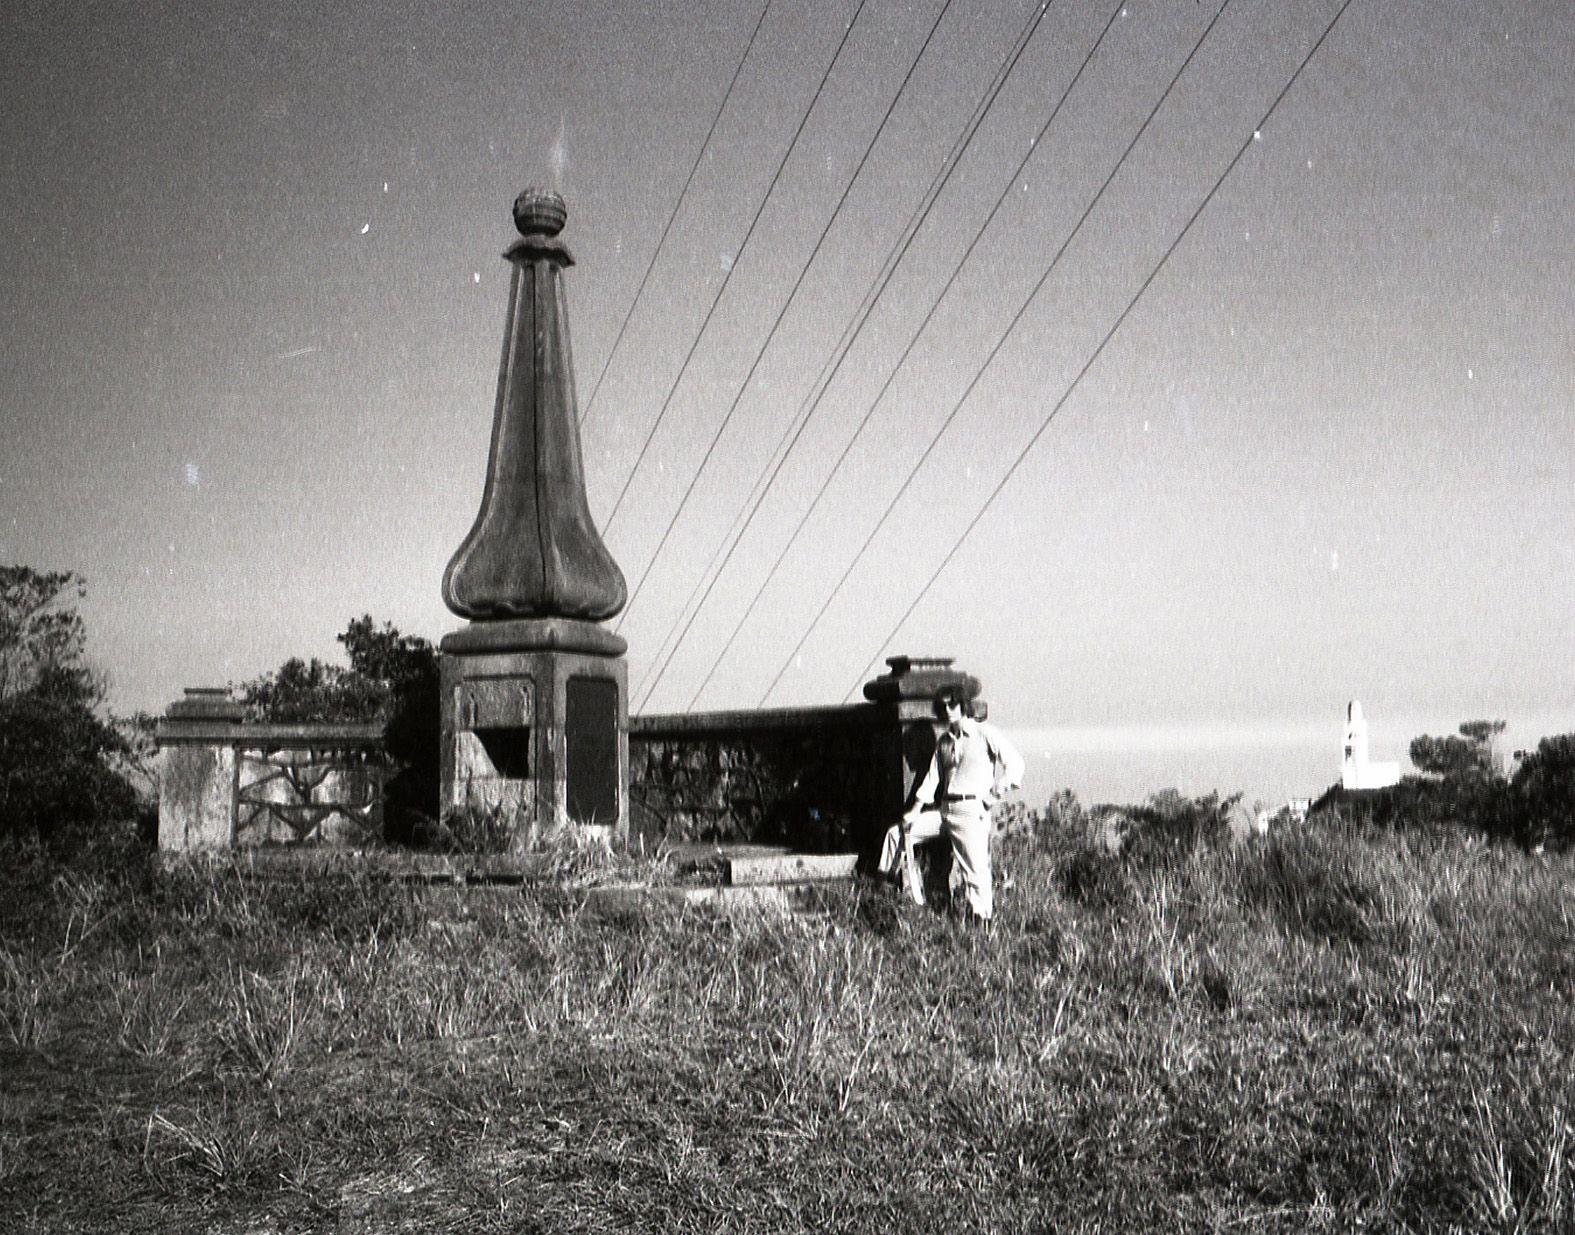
xmin=758 ymin=0 xmax=1236 ymax=706
xmin=600 ymin=0 xmax=874 ymax=533
xmin=634 ymin=0 xmax=1059 ymax=710
xmin=614 ymin=0 xmax=960 ymax=636
xmin=694 ymin=0 xmax=1131 ymax=709
xmin=579 ymin=0 xmax=774 ymax=431
xmin=842 ymin=0 xmax=1361 ymax=700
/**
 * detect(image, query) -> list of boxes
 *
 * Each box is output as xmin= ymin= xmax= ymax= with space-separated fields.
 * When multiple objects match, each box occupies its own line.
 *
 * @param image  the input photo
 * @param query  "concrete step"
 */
xmin=668 ymin=843 xmax=859 ymax=886
xmin=577 ymin=880 xmax=849 ymax=919
xmin=725 ymin=852 xmax=858 ymax=885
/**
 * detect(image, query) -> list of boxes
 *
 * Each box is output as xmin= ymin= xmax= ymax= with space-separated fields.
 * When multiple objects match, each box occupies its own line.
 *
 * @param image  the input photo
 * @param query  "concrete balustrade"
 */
xmin=156 ymin=688 xmax=388 ymax=851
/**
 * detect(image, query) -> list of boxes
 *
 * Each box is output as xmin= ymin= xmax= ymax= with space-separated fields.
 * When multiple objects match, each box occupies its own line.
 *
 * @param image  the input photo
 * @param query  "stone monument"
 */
xmin=439 ymin=189 xmax=629 ymax=842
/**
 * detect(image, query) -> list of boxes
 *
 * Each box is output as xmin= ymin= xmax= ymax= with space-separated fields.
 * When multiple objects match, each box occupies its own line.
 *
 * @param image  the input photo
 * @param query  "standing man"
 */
xmin=879 ymin=684 xmax=1024 ymax=920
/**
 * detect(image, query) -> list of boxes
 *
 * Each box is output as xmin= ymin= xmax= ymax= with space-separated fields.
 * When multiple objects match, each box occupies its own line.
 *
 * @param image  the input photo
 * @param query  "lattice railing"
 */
xmin=234 ymin=741 xmax=390 ymax=847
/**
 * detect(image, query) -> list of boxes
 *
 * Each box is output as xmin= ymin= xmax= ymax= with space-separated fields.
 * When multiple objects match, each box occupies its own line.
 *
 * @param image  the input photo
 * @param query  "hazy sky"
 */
xmin=3 ymin=0 xmax=1571 ymax=762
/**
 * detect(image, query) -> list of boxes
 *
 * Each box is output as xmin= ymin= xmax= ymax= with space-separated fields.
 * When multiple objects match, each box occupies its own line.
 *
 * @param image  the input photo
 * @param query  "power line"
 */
xmin=578 ymin=1 xmax=773 ymax=431
xmin=634 ymin=0 xmax=1059 ymax=711
xmin=613 ymin=0 xmax=959 ymax=636
xmin=599 ymin=0 xmax=874 ymax=534
xmin=578 ymin=0 xmax=774 ymax=431
xmin=693 ymin=0 xmax=1130 ymax=710
xmin=843 ymin=0 xmax=1360 ymax=701
xmin=758 ymin=0 xmax=1235 ymax=706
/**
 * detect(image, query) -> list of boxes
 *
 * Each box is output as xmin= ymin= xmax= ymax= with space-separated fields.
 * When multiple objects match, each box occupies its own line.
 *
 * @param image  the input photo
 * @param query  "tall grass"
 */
xmin=1 ymin=813 xmax=1571 ymax=1232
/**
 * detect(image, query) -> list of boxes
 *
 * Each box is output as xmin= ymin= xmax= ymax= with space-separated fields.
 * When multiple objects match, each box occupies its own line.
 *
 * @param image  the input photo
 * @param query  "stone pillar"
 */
xmin=157 ymin=687 xmax=245 ymax=851
xmin=439 ymin=190 xmax=629 ymax=844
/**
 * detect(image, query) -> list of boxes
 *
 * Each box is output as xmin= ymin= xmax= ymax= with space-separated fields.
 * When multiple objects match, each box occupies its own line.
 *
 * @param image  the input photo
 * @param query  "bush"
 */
xmin=1123 ymin=788 xmax=1239 ymax=862
xmin=1320 ymin=775 xmax=1518 ymax=840
xmin=1057 ymin=845 xmax=1136 ymax=910
xmin=1321 ymin=729 xmax=1575 ymax=852
xmin=0 ymin=568 xmax=143 ymax=846
xmin=1511 ymin=734 xmax=1575 ymax=850
xmin=0 ymin=688 xmax=140 ymax=843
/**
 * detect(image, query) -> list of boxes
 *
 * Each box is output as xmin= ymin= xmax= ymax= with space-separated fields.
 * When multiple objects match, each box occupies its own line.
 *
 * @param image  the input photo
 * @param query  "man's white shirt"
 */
xmin=905 ymin=716 xmax=1024 ymax=821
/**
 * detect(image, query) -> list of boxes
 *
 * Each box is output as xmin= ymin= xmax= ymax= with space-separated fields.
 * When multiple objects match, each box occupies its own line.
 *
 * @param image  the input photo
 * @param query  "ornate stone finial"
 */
xmin=513 ymin=188 xmax=567 ymax=238
xmin=442 ymin=191 xmax=627 ymax=624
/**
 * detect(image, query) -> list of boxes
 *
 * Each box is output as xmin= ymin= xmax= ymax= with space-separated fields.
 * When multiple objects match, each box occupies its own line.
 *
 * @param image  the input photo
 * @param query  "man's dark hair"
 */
xmin=934 ymin=685 xmax=970 ymax=718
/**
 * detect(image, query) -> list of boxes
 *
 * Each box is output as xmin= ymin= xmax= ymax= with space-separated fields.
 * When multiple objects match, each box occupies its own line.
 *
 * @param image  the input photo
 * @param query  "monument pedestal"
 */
xmin=440 ymin=619 xmax=628 ymax=845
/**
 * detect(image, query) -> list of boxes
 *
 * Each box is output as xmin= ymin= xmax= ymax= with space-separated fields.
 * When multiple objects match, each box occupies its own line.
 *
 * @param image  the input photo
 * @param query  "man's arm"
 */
xmin=982 ymin=722 xmax=1025 ymax=802
xmin=903 ymin=753 xmax=941 ymax=824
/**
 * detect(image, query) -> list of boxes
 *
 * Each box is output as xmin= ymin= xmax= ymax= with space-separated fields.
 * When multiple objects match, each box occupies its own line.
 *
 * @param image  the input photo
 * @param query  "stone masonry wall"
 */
xmin=628 ymin=705 xmax=906 ymax=856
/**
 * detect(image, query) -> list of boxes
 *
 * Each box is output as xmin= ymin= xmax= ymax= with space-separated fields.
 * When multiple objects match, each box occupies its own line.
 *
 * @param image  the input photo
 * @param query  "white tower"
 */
xmin=1342 ymin=700 xmax=1399 ymax=790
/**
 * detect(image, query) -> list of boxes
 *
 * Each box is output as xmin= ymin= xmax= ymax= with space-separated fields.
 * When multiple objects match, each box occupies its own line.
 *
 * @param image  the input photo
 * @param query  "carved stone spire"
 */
xmin=442 ymin=190 xmax=627 ymax=622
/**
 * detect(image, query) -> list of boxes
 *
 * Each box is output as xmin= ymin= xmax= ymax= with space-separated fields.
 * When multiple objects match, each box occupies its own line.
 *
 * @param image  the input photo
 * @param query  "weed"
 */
xmin=143 ymin=1104 xmax=263 ymax=1187
xmin=109 ymin=963 xmax=188 ymax=1058
xmin=214 ymin=962 xmax=313 ymax=1083
xmin=0 ymin=949 xmax=63 ymax=1048
xmin=1234 ymin=823 xmax=1387 ymax=946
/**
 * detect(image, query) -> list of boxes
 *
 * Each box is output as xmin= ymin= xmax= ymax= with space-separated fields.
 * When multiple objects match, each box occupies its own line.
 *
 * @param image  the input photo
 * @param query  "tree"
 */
xmin=338 ymin=616 xmax=440 ymax=833
xmin=1510 ymin=734 xmax=1575 ymax=850
xmin=0 ymin=567 xmax=141 ymax=843
xmin=1 ymin=566 xmax=91 ymax=703
xmin=0 ymin=689 xmax=138 ymax=839
xmin=1408 ymin=719 xmax=1506 ymax=781
xmin=338 ymin=615 xmax=432 ymax=685
xmin=238 ymin=616 xmax=440 ymax=835
xmin=234 ymin=655 xmax=387 ymax=723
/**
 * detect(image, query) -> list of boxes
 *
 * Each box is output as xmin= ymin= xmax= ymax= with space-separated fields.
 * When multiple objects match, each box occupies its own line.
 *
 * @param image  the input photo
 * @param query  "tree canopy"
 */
xmin=1408 ymin=719 xmax=1505 ymax=781
xmin=237 ymin=615 xmax=440 ymax=832
xmin=1 ymin=566 xmax=91 ymax=704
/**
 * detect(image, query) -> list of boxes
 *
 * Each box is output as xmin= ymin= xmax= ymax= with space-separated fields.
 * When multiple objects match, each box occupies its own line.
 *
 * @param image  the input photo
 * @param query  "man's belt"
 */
xmin=940 ymin=794 xmax=978 ymax=802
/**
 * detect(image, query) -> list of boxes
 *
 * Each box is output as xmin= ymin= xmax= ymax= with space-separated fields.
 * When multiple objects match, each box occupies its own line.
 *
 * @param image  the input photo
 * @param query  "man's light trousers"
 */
xmin=878 ymin=804 xmax=993 ymax=919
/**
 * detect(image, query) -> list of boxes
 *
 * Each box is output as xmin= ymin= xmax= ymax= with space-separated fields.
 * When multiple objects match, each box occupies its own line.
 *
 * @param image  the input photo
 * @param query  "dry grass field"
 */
xmin=2 ymin=811 xmax=1572 ymax=1233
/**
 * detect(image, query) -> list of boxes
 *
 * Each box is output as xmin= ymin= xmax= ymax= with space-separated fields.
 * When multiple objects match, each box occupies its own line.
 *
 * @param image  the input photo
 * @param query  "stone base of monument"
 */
xmin=439 ymin=617 xmax=628 ymax=846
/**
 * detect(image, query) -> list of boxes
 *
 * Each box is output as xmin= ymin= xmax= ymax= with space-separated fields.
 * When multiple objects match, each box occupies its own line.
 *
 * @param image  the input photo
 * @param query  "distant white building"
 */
xmin=1342 ymin=700 xmax=1400 ymax=790
xmin=1252 ymin=797 xmax=1311 ymax=836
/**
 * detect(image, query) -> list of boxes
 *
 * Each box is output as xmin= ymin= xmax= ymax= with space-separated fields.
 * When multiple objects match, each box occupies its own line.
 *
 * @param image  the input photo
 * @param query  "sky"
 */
xmin=2 ymin=0 xmax=1571 ymax=804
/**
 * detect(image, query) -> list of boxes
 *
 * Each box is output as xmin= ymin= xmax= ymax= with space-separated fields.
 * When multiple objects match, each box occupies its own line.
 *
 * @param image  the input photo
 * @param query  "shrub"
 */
xmin=1057 ymin=845 xmax=1136 ymax=911
xmin=0 ymin=689 xmax=140 ymax=843
xmin=1511 ymin=734 xmax=1575 ymax=850
xmin=1320 ymin=775 xmax=1518 ymax=839
xmin=1123 ymin=788 xmax=1239 ymax=863
xmin=0 ymin=566 xmax=142 ymax=845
